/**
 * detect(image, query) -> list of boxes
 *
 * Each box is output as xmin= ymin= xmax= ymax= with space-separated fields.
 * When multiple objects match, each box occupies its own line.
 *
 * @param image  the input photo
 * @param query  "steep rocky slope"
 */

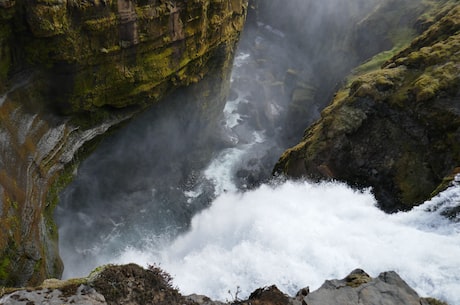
xmin=275 ymin=0 xmax=460 ymax=212
xmin=0 ymin=265 xmax=444 ymax=305
xmin=0 ymin=0 xmax=248 ymax=287
xmin=1 ymin=0 xmax=248 ymax=114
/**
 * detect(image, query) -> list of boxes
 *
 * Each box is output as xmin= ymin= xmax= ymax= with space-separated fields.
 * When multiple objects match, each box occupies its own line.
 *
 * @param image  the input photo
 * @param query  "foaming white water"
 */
xmin=223 ymin=95 xmax=246 ymax=129
xmin=233 ymin=52 xmax=250 ymax=68
xmin=203 ymin=147 xmax=247 ymax=195
xmin=113 ymin=180 xmax=460 ymax=304
xmin=203 ymin=132 xmax=265 ymax=195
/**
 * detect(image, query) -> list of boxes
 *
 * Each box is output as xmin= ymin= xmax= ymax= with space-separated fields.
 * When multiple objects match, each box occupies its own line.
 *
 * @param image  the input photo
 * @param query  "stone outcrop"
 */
xmin=0 ymin=264 xmax=195 ymax=305
xmin=302 ymin=269 xmax=430 ymax=305
xmin=0 ymin=265 xmax=445 ymax=305
xmin=274 ymin=1 xmax=460 ymax=212
xmin=0 ymin=0 xmax=248 ymax=287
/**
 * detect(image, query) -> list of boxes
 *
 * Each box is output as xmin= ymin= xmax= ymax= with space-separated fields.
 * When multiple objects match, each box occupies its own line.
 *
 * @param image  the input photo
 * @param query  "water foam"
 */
xmin=113 ymin=180 xmax=460 ymax=304
xmin=56 ymin=27 xmax=460 ymax=305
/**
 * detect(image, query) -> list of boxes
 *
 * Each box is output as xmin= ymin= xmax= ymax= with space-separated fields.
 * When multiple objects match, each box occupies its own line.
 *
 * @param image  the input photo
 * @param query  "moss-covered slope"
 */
xmin=274 ymin=1 xmax=460 ymax=212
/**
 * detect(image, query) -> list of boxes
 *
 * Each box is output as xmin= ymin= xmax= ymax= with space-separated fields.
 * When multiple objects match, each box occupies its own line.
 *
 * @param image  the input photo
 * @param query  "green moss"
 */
xmin=430 ymin=167 xmax=460 ymax=198
xmin=353 ymin=27 xmax=416 ymax=76
xmin=87 ymin=264 xmax=113 ymax=281
xmin=28 ymin=4 xmax=69 ymax=37
xmin=353 ymin=49 xmax=399 ymax=75
xmin=0 ymin=257 xmax=10 ymax=281
xmin=0 ymin=286 xmax=17 ymax=298
xmin=0 ymin=239 xmax=19 ymax=286
xmin=40 ymin=277 xmax=87 ymax=293
xmin=345 ymin=271 xmax=372 ymax=288
xmin=413 ymin=74 xmax=439 ymax=102
xmin=418 ymin=0 xmax=457 ymax=27
xmin=411 ymin=60 xmax=460 ymax=102
xmin=45 ymin=162 xmax=76 ymax=214
xmin=422 ymin=297 xmax=450 ymax=305
xmin=83 ymin=14 xmax=117 ymax=32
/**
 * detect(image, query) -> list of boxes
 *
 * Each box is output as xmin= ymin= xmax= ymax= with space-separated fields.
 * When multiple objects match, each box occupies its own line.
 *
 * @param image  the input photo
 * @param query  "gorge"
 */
xmin=1 ymin=0 xmax=460 ymax=304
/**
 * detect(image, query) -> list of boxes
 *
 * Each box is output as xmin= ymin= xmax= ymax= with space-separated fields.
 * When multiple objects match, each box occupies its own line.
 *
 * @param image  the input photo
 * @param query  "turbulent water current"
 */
xmin=56 ymin=26 xmax=460 ymax=305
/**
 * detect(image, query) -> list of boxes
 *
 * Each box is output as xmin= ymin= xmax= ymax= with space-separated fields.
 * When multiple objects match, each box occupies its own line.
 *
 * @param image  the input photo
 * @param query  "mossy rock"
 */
xmin=422 ymin=297 xmax=450 ymax=305
xmin=344 ymin=269 xmax=372 ymax=288
xmin=275 ymin=1 xmax=460 ymax=212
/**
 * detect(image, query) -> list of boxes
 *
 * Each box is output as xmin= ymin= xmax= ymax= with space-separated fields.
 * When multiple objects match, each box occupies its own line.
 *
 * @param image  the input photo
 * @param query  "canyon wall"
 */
xmin=0 ymin=0 xmax=248 ymax=286
xmin=275 ymin=0 xmax=460 ymax=212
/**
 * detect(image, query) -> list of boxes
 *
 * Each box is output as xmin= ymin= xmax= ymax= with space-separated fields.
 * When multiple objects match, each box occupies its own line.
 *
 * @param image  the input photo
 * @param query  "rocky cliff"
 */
xmin=0 ymin=0 xmax=248 ymax=287
xmin=0 ymin=265 xmax=445 ymax=305
xmin=1 ymin=0 xmax=248 ymax=114
xmin=274 ymin=0 xmax=460 ymax=212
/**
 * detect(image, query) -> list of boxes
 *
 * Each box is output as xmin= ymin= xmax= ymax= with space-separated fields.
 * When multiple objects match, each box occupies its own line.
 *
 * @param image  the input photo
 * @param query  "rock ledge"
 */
xmin=0 ymin=265 xmax=447 ymax=305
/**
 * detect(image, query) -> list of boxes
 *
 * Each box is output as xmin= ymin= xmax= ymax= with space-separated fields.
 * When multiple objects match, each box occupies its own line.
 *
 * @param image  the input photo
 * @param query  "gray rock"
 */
xmin=304 ymin=270 xmax=427 ymax=305
xmin=0 ymin=284 xmax=107 ymax=305
xmin=0 ymin=267 xmax=441 ymax=305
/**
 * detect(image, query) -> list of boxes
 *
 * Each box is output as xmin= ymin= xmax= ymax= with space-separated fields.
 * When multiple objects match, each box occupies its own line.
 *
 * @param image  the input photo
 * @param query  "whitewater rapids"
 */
xmin=57 ymin=27 xmax=460 ymax=305
xmin=113 ymin=179 xmax=460 ymax=304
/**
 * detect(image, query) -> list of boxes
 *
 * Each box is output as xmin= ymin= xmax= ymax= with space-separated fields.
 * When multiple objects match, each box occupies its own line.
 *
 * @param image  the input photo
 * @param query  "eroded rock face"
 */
xmin=274 ymin=2 xmax=460 ymax=212
xmin=0 ymin=0 xmax=248 ymax=287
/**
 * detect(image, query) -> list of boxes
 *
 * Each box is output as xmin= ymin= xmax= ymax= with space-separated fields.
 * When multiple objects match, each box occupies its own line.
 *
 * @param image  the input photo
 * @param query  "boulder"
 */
xmin=303 ymin=269 xmax=426 ymax=305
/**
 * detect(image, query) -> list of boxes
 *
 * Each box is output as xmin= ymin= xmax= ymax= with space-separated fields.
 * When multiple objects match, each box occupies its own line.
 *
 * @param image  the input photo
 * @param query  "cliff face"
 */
xmin=253 ymin=0 xmax=383 ymax=144
xmin=0 ymin=0 xmax=248 ymax=287
xmin=1 ymin=0 xmax=247 ymax=114
xmin=274 ymin=1 xmax=460 ymax=212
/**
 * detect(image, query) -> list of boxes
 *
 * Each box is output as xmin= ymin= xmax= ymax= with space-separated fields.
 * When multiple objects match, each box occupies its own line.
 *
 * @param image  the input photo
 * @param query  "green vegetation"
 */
xmin=44 ymin=162 xmax=77 ymax=238
xmin=345 ymin=270 xmax=372 ymax=288
xmin=352 ymin=27 xmax=415 ymax=75
xmin=0 ymin=257 xmax=10 ymax=281
xmin=277 ymin=0 xmax=460 ymax=211
xmin=423 ymin=297 xmax=450 ymax=305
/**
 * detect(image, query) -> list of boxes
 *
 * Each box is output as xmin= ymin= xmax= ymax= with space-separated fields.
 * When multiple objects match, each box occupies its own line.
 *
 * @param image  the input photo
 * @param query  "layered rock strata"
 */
xmin=0 ymin=0 xmax=248 ymax=287
xmin=275 ymin=1 xmax=460 ymax=212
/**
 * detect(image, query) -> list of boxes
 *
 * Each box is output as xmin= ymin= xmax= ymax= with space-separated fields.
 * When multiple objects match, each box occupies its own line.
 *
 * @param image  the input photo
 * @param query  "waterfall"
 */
xmin=113 ymin=179 xmax=460 ymax=304
xmin=56 ymin=19 xmax=459 ymax=305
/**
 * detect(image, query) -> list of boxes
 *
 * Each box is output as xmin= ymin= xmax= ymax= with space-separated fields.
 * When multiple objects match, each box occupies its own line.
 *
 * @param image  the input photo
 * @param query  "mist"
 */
xmin=53 ymin=1 xmax=459 ymax=303
xmin=112 ymin=180 xmax=460 ymax=304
